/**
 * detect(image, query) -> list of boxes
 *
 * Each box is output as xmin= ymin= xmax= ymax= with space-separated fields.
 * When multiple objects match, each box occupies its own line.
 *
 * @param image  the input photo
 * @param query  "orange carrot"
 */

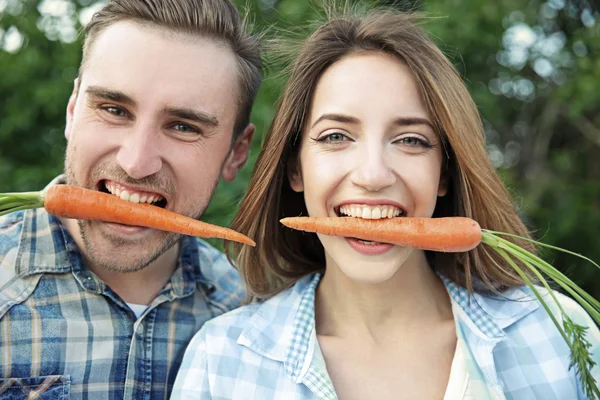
xmin=280 ymin=216 xmax=481 ymax=252
xmin=0 ymin=185 xmax=255 ymax=246
xmin=280 ymin=215 xmax=600 ymax=396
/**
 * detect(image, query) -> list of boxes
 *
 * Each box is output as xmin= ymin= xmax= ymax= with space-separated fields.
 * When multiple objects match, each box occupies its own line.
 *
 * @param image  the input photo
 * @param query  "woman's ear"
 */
xmin=437 ymin=176 xmax=448 ymax=197
xmin=288 ymin=158 xmax=304 ymax=192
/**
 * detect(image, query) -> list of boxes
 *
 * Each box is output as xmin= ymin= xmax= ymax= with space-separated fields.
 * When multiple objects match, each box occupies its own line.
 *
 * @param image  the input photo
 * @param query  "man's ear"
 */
xmin=65 ymin=78 xmax=79 ymax=140
xmin=222 ymin=124 xmax=255 ymax=182
xmin=288 ymin=156 xmax=304 ymax=193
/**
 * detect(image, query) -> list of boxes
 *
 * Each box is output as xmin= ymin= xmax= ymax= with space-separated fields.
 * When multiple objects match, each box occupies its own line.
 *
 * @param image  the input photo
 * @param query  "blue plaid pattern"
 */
xmin=173 ymin=273 xmax=600 ymax=399
xmin=0 ymin=208 xmax=246 ymax=399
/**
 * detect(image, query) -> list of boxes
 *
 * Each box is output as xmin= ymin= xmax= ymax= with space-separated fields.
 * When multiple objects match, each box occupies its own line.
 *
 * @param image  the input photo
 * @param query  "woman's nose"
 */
xmin=350 ymin=144 xmax=396 ymax=191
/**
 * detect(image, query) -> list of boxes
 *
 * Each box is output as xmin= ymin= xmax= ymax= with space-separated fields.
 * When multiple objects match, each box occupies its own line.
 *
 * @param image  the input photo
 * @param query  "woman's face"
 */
xmin=290 ymin=52 xmax=447 ymax=284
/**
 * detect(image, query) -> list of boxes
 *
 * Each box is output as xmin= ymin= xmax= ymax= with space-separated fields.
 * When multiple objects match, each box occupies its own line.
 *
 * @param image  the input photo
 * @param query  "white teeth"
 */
xmin=372 ymin=207 xmax=381 ymax=219
xmin=129 ymin=193 xmax=140 ymax=204
xmin=361 ymin=208 xmax=372 ymax=219
xmin=104 ymin=182 xmax=163 ymax=205
xmin=338 ymin=204 xmax=403 ymax=220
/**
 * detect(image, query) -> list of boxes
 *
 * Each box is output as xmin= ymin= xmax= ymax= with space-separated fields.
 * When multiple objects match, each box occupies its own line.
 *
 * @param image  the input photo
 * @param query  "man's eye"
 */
xmin=171 ymin=123 xmax=199 ymax=134
xmin=104 ymin=106 xmax=127 ymax=117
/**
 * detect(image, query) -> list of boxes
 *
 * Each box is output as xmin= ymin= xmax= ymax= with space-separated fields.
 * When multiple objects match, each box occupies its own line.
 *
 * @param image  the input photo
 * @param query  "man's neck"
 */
xmin=61 ymin=217 xmax=180 ymax=305
xmin=89 ymin=243 xmax=180 ymax=305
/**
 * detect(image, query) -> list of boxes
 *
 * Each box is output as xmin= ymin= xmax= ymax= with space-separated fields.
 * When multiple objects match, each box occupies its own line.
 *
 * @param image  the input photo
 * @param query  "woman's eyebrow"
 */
xmin=310 ymin=114 xmax=434 ymax=130
xmin=392 ymin=117 xmax=434 ymax=130
xmin=310 ymin=113 xmax=359 ymax=129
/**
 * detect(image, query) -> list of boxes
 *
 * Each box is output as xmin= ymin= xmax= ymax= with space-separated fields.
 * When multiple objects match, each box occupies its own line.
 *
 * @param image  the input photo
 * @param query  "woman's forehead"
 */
xmin=307 ymin=52 xmax=431 ymax=128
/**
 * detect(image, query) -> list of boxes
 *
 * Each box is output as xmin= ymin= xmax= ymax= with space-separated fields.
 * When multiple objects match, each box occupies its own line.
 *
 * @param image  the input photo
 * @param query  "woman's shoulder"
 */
xmin=489 ymin=285 xmax=598 ymax=332
xmin=195 ymin=274 xmax=319 ymax=351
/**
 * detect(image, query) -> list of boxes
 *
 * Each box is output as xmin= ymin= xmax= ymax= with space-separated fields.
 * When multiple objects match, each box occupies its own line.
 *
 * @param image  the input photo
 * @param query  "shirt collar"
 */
xmin=15 ymin=209 xmax=73 ymax=277
xmin=238 ymin=274 xmax=319 ymax=376
xmin=440 ymin=274 xmax=541 ymax=341
xmin=238 ymin=272 xmax=542 ymax=377
xmin=14 ymin=201 xmax=214 ymax=299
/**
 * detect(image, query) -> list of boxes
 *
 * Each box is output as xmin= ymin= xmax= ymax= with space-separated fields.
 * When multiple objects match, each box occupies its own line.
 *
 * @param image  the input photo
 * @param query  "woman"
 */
xmin=172 ymin=7 xmax=600 ymax=400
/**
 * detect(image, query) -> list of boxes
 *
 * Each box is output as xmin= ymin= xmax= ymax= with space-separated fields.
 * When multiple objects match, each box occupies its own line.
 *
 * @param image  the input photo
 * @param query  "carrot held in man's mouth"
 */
xmin=0 ymin=185 xmax=255 ymax=246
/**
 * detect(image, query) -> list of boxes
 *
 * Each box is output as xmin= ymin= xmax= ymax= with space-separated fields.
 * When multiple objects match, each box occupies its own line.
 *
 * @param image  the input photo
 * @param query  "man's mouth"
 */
xmin=98 ymin=180 xmax=168 ymax=208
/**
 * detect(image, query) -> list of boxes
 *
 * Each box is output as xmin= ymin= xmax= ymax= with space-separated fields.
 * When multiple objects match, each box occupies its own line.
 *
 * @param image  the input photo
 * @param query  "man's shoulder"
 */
xmin=0 ymin=210 xmax=25 ymax=253
xmin=0 ymin=211 xmax=26 ymax=280
xmin=188 ymin=238 xmax=247 ymax=311
xmin=0 ymin=211 xmax=42 ymax=319
xmin=199 ymin=278 xmax=315 ymax=357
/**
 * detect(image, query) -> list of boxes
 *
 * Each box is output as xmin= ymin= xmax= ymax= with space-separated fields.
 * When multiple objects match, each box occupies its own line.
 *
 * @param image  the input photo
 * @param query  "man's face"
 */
xmin=64 ymin=21 xmax=252 ymax=272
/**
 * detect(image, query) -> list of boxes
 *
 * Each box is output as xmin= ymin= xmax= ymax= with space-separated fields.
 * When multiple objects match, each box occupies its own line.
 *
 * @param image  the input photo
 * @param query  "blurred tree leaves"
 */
xmin=1 ymin=0 xmax=599 ymax=297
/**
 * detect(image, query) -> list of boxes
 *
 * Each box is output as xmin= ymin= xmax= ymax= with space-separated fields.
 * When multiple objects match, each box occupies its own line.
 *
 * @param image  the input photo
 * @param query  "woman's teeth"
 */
xmin=338 ymin=204 xmax=403 ymax=219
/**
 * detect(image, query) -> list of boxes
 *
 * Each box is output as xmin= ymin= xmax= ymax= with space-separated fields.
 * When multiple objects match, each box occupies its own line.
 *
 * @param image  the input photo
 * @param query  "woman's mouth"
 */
xmin=334 ymin=203 xmax=405 ymax=253
xmin=335 ymin=204 xmax=405 ymax=219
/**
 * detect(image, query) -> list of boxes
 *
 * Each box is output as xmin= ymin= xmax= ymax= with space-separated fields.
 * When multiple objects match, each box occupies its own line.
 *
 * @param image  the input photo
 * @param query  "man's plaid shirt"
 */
xmin=0 ymin=208 xmax=246 ymax=399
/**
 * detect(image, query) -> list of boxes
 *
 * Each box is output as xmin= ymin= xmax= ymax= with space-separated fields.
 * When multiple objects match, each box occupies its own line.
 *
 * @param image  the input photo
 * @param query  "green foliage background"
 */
xmin=1 ymin=0 xmax=599 ymax=297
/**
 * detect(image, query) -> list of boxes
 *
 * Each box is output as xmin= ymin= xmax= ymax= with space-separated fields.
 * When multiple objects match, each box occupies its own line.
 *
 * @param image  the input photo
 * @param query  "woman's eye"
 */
xmin=396 ymin=136 xmax=432 ymax=148
xmin=319 ymin=132 xmax=348 ymax=142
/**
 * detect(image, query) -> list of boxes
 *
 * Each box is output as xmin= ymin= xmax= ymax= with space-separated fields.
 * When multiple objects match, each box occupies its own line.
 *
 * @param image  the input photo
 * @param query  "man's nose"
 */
xmin=116 ymin=125 xmax=162 ymax=179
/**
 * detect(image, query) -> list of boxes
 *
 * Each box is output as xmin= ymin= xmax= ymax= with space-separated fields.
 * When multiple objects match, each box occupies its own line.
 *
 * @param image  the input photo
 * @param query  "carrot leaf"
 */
xmin=483 ymin=231 xmax=600 ymax=398
xmin=484 ymin=229 xmax=600 ymax=271
xmin=0 ymin=191 xmax=44 ymax=217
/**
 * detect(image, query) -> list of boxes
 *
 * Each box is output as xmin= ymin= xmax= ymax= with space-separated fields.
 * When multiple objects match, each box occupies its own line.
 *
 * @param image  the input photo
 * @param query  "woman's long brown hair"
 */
xmin=227 ymin=7 xmax=535 ymax=299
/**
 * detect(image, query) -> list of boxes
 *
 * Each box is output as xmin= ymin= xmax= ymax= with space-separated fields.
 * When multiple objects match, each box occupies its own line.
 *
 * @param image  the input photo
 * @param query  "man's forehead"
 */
xmin=81 ymin=21 xmax=239 ymax=120
xmin=84 ymin=20 xmax=237 ymax=73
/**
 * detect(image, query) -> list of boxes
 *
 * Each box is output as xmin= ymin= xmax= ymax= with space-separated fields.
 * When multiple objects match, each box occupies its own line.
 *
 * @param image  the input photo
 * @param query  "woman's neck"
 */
xmin=315 ymin=250 xmax=453 ymax=344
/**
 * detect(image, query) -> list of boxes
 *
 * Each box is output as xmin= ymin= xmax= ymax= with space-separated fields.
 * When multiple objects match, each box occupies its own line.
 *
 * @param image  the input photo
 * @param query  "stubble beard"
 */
xmin=64 ymin=144 xmax=220 ymax=274
xmin=78 ymin=222 xmax=182 ymax=273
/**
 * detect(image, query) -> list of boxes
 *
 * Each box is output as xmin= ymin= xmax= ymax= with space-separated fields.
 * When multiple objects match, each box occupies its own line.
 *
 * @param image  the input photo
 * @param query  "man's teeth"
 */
xmin=105 ymin=182 xmax=164 ymax=204
xmin=338 ymin=205 xmax=403 ymax=219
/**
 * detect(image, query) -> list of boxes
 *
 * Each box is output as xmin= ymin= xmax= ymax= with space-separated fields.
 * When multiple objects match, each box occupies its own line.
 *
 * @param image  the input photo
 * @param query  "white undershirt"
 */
xmin=126 ymin=303 xmax=148 ymax=319
xmin=443 ymin=335 xmax=471 ymax=400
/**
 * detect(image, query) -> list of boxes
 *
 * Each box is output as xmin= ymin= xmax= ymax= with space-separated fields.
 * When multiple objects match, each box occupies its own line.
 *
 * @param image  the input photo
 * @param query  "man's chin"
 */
xmin=87 ymin=257 xmax=156 ymax=274
xmin=79 ymin=222 xmax=179 ymax=273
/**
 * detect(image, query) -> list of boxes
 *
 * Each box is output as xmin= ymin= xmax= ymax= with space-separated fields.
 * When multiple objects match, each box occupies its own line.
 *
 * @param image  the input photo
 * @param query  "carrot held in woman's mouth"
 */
xmin=280 ymin=216 xmax=481 ymax=252
xmin=281 ymin=215 xmax=600 ymax=397
xmin=0 ymin=185 xmax=255 ymax=246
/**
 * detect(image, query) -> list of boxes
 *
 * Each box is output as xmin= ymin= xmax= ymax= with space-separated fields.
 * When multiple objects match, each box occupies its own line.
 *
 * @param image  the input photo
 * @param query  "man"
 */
xmin=0 ymin=0 xmax=261 ymax=398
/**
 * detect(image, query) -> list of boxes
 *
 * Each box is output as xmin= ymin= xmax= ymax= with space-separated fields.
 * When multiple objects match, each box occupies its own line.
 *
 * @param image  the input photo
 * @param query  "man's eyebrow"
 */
xmin=310 ymin=113 xmax=360 ymax=129
xmin=85 ymin=86 xmax=136 ymax=106
xmin=164 ymin=107 xmax=219 ymax=127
